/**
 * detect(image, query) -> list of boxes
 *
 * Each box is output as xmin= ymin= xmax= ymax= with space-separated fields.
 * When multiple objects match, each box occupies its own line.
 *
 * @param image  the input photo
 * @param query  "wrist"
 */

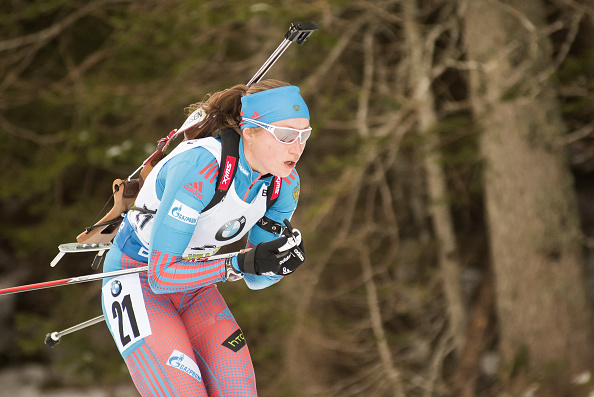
xmin=225 ymin=257 xmax=244 ymax=282
xmin=236 ymin=252 xmax=246 ymax=272
xmin=231 ymin=256 xmax=241 ymax=272
xmin=237 ymin=248 xmax=258 ymax=275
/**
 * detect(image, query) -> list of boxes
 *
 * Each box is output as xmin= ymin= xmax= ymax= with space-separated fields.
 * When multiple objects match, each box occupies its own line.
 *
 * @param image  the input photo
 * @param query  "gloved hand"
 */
xmin=237 ymin=221 xmax=305 ymax=276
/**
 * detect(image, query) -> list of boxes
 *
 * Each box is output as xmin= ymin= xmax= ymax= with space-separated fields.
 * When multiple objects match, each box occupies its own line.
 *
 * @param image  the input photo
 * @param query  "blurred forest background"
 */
xmin=1 ymin=0 xmax=594 ymax=396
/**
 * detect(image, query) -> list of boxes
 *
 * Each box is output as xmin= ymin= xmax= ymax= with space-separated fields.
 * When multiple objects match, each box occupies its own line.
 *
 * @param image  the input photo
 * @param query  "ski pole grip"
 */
xmin=282 ymin=219 xmax=294 ymax=237
xmin=285 ymin=22 xmax=318 ymax=45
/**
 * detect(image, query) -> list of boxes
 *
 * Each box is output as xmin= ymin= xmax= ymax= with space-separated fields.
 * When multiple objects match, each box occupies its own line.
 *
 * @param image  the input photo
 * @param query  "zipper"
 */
xmin=243 ymin=175 xmax=261 ymax=201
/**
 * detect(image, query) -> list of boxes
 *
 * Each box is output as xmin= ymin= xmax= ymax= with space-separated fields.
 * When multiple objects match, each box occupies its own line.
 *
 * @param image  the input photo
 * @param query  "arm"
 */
xmin=233 ymin=170 xmax=303 ymax=290
xmin=147 ymin=148 xmax=226 ymax=294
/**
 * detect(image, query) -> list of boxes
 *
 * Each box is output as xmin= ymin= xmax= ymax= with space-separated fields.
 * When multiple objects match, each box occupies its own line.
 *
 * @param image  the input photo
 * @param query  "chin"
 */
xmin=269 ymin=161 xmax=297 ymax=178
xmin=274 ymin=170 xmax=291 ymax=178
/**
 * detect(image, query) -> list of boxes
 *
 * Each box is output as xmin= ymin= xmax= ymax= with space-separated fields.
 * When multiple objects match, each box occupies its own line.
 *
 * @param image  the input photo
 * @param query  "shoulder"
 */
xmin=158 ymin=139 xmax=222 ymax=187
xmin=164 ymin=139 xmax=221 ymax=171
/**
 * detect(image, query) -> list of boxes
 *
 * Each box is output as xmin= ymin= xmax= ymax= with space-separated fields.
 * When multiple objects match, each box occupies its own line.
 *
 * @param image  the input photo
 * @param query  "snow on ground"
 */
xmin=0 ymin=364 xmax=138 ymax=397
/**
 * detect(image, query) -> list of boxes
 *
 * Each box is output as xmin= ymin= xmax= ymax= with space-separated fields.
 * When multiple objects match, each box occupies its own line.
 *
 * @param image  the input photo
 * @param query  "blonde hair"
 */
xmin=184 ymin=79 xmax=291 ymax=140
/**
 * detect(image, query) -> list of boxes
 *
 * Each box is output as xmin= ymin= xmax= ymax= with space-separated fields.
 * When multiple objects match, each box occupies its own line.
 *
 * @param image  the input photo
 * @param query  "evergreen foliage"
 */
xmin=1 ymin=1 xmax=593 ymax=395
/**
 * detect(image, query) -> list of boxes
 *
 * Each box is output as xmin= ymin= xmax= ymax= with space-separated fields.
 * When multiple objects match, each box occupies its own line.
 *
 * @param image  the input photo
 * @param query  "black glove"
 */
xmin=237 ymin=222 xmax=305 ymax=276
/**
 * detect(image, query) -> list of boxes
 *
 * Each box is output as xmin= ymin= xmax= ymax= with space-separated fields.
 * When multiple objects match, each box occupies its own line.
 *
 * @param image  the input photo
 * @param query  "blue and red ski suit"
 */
xmin=101 ymin=134 xmax=300 ymax=396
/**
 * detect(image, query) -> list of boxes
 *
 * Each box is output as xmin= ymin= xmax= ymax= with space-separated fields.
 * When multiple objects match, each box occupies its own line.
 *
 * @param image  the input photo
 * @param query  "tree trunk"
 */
xmin=402 ymin=0 xmax=467 ymax=353
xmin=463 ymin=0 xmax=594 ymax=393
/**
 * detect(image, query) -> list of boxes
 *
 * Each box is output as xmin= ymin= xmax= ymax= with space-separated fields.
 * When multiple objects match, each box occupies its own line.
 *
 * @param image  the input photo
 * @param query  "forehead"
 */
xmin=270 ymin=118 xmax=310 ymax=129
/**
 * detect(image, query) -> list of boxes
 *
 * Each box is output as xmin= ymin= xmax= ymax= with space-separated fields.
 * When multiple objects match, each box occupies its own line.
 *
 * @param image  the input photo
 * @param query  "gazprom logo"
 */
xmin=168 ymin=200 xmax=199 ymax=225
xmin=166 ymin=350 xmax=202 ymax=381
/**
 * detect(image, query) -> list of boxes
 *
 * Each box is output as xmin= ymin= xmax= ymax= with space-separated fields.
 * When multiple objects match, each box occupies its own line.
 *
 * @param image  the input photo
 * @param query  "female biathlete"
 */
xmin=101 ymin=79 xmax=309 ymax=396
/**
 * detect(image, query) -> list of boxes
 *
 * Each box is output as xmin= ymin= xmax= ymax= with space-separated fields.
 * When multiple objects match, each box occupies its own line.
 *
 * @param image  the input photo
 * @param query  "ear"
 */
xmin=242 ymin=127 xmax=257 ymax=141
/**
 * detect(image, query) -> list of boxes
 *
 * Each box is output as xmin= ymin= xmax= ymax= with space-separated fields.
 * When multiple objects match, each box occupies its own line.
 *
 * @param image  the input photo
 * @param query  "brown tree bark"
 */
xmin=463 ymin=0 xmax=594 ymax=394
xmin=402 ymin=0 xmax=468 ymax=354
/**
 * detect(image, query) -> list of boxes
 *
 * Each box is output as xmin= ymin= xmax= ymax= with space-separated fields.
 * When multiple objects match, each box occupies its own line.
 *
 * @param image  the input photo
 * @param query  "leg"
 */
xmin=177 ymin=285 xmax=258 ymax=397
xmin=102 ymin=247 xmax=209 ymax=396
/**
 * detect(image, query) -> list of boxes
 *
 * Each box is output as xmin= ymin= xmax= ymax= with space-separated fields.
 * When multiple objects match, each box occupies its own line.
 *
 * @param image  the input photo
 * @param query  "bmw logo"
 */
xmin=215 ymin=216 xmax=246 ymax=241
xmin=110 ymin=280 xmax=122 ymax=297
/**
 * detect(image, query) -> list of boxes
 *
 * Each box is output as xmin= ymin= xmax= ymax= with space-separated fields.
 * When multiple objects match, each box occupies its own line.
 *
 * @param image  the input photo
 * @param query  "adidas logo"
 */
xmin=184 ymin=182 xmax=203 ymax=199
xmin=293 ymin=248 xmax=304 ymax=261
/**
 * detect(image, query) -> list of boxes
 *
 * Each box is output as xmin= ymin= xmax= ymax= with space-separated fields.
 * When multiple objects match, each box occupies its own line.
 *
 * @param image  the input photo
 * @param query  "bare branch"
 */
xmin=536 ymin=9 xmax=585 ymax=87
xmin=359 ymin=244 xmax=405 ymax=397
xmin=559 ymin=120 xmax=594 ymax=145
xmin=356 ymin=26 xmax=375 ymax=138
xmin=0 ymin=1 xmax=117 ymax=52
xmin=488 ymin=0 xmax=536 ymax=32
xmin=301 ymin=15 xmax=369 ymax=94
xmin=0 ymin=114 xmax=64 ymax=145
xmin=553 ymin=0 xmax=594 ymax=18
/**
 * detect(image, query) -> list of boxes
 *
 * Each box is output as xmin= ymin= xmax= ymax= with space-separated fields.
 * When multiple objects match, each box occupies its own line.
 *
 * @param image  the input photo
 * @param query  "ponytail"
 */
xmin=184 ymin=79 xmax=291 ymax=140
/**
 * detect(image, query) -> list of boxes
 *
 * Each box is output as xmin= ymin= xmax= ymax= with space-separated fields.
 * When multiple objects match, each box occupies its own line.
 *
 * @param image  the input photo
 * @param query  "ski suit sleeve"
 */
xmin=147 ymin=148 xmax=224 ymax=294
xmin=230 ymin=169 xmax=301 ymax=290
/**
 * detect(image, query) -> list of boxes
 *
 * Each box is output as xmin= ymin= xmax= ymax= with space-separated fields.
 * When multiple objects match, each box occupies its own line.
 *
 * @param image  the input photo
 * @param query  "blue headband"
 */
xmin=240 ymin=86 xmax=309 ymax=129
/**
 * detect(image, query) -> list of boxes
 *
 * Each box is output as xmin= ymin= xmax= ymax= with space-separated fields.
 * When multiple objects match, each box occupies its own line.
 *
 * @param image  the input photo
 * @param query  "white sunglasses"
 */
xmin=241 ymin=118 xmax=312 ymax=144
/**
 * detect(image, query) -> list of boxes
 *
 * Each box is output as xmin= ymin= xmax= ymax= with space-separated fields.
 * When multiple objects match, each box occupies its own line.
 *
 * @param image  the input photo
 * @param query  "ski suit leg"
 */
xmin=101 ymin=245 xmax=209 ymax=396
xmin=174 ymin=285 xmax=257 ymax=396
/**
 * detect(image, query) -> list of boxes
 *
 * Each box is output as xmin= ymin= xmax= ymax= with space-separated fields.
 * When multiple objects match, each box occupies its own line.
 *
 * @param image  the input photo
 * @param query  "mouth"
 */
xmin=284 ymin=160 xmax=297 ymax=168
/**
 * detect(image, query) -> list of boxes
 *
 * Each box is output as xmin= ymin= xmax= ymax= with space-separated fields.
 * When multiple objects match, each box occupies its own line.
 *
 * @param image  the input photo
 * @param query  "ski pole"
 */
xmin=122 ymin=21 xmax=318 ymax=183
xmin=166 ymin=22 xmax=318 ymax=141
xmin=0 ymin=251 xmax=240 ymax=297
xmin=44 ymin=315 xmax=105 ymax=347
xmin=247 ymin=21 xmax=318 ymax=86
xmin=156 ymin=22 xmax=317 ymax=137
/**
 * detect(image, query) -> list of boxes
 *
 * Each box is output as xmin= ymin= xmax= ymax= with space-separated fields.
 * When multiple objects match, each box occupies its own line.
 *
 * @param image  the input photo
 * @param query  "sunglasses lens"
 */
xmin=273 ymin=127 xmax=301 ymax=143
xmin=300 ymin=129 xmax=312 ymax=143
xmin=243 ymin=119 xmax=311 ymax=144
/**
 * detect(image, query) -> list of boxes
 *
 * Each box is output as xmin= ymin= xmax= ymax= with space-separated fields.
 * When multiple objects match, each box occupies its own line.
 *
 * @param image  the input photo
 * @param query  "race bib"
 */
xmin=102 ymin=273 xmax=152 ymax=353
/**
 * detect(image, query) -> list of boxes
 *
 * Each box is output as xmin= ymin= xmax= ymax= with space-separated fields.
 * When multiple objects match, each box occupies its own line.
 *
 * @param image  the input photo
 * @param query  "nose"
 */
xmin=289 ymin=139 xmax=305 ymax=155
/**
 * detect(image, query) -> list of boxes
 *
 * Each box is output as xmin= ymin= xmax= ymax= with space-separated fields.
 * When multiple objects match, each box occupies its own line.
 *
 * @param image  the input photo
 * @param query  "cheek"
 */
xmin=258 ymin=142 xmax=274 ymax=157
xmin=259 ymin=143 xmax=288 ymax=171
xmin=260 ymin=141 xmax=283 ymax=157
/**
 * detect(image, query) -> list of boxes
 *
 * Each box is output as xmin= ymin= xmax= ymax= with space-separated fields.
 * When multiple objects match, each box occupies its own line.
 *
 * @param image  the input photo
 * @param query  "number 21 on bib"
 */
xmin=102 ymin=273 xmax=152 ymax=353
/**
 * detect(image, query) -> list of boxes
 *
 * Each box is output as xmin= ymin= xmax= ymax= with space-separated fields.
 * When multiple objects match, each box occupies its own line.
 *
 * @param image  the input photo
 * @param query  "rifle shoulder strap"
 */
xmin=255 ymin=176 xmax=286 ymax=235
xmin=202 ymin=128 xmax=241 ymax=212
xmin=203 ymin=128 xmax=285 ymax=235
xmin=266 ymin=175 xmax=282 ymax=209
